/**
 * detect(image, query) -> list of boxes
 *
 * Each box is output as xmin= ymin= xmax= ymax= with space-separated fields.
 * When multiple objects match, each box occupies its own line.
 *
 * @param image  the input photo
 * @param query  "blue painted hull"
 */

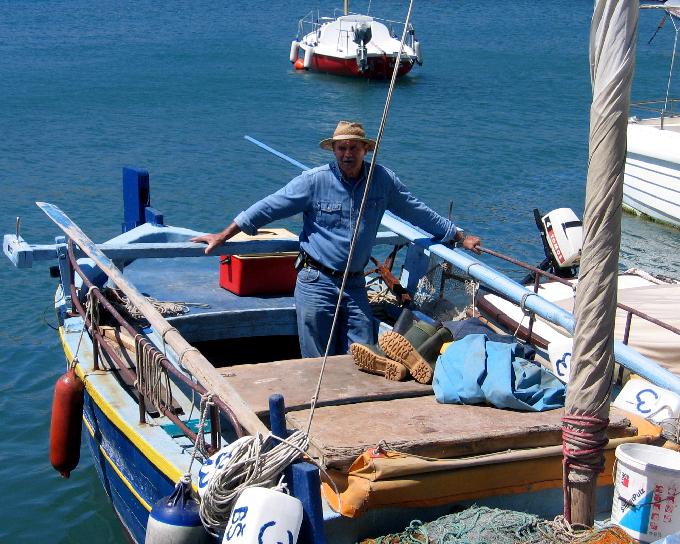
xmin=82 ymin=388 xmax=175 ymax=544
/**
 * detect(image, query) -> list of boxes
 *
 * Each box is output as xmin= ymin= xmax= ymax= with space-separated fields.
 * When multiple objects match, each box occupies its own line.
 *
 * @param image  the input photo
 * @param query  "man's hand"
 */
xmin=190 ymin=232 xmax=228 ymax=255
xmin=462 ymin=235 xmax=481 ymax=254
xmin=190 ymin=222 xmax=242 ymax=255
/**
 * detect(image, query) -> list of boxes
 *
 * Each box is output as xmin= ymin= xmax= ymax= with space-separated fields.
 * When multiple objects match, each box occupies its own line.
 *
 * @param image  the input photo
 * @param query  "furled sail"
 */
xmin=563 ymin=0 xmax=638 ymax=526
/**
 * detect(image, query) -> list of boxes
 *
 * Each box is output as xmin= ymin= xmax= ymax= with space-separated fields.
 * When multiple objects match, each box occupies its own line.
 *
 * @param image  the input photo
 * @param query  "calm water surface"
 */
xmin=1 ymin=1 xmax=678 ymax=541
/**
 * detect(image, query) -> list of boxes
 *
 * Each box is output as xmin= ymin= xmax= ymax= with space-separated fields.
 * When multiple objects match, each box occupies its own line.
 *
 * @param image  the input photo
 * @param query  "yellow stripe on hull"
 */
xmin=82 ymin=415 xmax=152 ymax=511
xmin=59 ymin=325 xmax=185 ymax=484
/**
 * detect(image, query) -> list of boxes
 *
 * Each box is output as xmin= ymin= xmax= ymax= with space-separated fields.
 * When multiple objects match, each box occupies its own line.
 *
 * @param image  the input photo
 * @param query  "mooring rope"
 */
xmin=306 ymin=0 xmax=416 ymax=435
xmin=134 ymin=333 xmax=173 ymax=414
xmin=72 ymin=288 xmax=99 ymax=369
xmin=198 ymin=430 xmax=310 ymax=533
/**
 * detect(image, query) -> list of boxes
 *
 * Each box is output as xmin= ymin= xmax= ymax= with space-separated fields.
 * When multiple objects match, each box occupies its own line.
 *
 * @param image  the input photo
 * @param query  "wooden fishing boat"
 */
xmin=3 ymin=165 xmax=679 ymax=543
xmin=5 ymin=2 xmax=680 ymax=542
xmin=289 ymin=2 xmax=421 ymax=78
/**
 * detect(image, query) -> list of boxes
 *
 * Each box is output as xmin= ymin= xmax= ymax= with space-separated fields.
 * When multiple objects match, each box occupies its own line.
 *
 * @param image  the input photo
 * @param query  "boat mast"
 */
xmin=344 ymin=0 xmax=349 ymax=15
xmin=562 ymin=0 xmax=638 ymax=527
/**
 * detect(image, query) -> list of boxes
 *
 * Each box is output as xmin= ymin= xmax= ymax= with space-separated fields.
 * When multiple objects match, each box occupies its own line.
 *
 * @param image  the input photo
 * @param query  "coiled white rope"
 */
xmin=199 ymin=431 xmax=310 ymax=533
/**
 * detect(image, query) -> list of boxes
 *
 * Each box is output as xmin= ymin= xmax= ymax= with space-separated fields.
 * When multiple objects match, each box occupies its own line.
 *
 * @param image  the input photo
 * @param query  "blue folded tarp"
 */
xmin=433 ymin=334 xmax=565 ymax=411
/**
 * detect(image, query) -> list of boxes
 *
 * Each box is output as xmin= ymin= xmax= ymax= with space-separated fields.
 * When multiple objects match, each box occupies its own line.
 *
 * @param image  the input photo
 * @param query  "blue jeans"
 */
xmin=294 ymin=266 xmax=376 ymax=358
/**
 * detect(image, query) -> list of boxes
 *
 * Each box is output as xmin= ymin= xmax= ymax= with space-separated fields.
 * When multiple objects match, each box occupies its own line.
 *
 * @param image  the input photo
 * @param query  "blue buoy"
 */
xmin=145 ymin=477 xmax=210 ymax=544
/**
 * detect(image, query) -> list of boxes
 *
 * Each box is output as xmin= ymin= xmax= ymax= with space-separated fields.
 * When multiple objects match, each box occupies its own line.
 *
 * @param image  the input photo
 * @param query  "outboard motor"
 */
xmin=353 ymin=23 xmax=372 ymax=72
xmin=524 ymin=207 xmax=583 ymax=283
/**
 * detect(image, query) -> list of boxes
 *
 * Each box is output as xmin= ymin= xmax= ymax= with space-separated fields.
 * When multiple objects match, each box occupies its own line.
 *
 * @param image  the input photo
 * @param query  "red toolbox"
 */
xmin=219 ymin=252 xmax=298 ymax=296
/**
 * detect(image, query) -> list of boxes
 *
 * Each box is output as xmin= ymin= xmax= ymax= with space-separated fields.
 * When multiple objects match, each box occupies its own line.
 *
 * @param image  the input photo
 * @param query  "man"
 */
xmin=192 ymin=121 xmax=481 ymax=358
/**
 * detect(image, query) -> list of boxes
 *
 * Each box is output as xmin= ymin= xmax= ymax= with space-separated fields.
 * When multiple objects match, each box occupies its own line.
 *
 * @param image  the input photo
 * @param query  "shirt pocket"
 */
xmin=315 ymin=200 xmax=343 ymax=229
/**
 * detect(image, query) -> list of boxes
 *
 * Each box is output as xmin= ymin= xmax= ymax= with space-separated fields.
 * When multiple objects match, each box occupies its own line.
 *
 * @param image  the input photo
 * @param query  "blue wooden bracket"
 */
xmin=3 ymin=234 xmax=33 ymax=268
xmin=268 ymin=394 xmax=326 ymax=544
xmin=144 ymin=206 xmax=164 ymax=226
xmin=291 ymin=463 xmax=326 ymax=544
xmin=122 ymin=166 xmax=151 ymax=233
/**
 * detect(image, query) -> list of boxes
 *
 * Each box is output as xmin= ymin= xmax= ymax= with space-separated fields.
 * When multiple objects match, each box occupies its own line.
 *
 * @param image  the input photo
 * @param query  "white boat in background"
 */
xmin=289 ymin=2 xmax=421 ymax=78
xmin=623 ymin=2 xmax=680 ymax=228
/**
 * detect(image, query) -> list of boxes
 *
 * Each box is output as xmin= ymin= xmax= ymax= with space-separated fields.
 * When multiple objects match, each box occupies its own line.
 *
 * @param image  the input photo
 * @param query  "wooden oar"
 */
xmin=37 ymin=201 xmax=268 ymax=436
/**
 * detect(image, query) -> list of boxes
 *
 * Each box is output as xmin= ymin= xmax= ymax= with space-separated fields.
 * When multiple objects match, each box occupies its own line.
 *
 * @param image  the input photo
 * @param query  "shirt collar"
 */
xmin=330 ymin=161 xmax=367 ymax=185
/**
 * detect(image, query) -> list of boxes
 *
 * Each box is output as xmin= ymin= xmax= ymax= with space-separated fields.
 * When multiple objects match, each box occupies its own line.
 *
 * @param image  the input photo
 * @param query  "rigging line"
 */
xmin=305 ymin=0 xmax=416 ymax=435
xmin=663 ymin=12 xmax=679 ymax=118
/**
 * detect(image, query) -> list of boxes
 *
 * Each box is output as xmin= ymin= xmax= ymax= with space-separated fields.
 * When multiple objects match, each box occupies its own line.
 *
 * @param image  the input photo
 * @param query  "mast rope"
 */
xmin=305 ymin=0 xmax=416 ymax=435
xmin=561 ymin=415 xmax=609 ymax=523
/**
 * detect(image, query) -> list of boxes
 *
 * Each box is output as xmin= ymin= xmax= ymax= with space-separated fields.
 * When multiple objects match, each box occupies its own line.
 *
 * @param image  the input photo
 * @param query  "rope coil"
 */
xmin=199 ymin=431 xmax=310 ymax=533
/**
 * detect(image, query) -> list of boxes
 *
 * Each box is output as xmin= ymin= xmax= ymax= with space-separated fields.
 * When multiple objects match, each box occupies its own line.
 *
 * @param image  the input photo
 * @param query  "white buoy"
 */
xmin=289 ymin=40 xmax=300 ymax=63
xmin=303 ymin=46 xmax=314 ymax=70
xmin=221 ymin=487 xmax=303 ymax=544
xmin=197 ymin=436 xmax=251 ymax=499
xmin=414 ymin=41 xmax=423 ymax=65
xmin=613 ymin=379 xmax=680 ymax=423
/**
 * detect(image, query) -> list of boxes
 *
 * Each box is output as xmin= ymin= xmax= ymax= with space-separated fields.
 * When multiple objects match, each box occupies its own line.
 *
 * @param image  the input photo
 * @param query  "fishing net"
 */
xmin=360 ymin=507 xmax=637 ymax=544
xmin=412 ymin=259 xmax=477 ymax=322
xmin=366 ymin=256 xmax=478 ymax=324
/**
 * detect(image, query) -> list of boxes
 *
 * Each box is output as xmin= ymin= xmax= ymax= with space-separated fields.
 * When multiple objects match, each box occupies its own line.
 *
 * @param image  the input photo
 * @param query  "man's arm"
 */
xmin=190 ymin=222 xmax=242 ymax=255
xmin=387 ymin=176 xmax=482 ymax=253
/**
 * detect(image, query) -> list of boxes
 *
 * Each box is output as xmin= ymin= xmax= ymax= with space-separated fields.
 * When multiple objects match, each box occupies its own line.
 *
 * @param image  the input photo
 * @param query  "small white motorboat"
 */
xmin=289 ymin=2 xmax=422 ymax=78
xmin=624 ymin=2 xmax=680 ymax=228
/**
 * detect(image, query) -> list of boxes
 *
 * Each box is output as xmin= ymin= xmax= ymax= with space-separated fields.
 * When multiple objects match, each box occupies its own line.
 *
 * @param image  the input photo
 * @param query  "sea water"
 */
xmin=1 ymin=1 xmax=678 ymax=541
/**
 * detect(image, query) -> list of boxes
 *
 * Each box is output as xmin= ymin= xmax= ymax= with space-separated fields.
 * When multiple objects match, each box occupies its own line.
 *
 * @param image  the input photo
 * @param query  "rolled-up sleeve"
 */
xmin=387 ymin=176 xmax=458 ymax=242
xmin=234 ymin=173 xmax=310 ymax=235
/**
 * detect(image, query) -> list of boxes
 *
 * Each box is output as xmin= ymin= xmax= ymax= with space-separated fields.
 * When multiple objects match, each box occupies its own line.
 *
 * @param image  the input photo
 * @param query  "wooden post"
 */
xmin=38 ymin=201 xmax=268 ymax=436
xmin=570 ymin=481 xmax=597 ymax=527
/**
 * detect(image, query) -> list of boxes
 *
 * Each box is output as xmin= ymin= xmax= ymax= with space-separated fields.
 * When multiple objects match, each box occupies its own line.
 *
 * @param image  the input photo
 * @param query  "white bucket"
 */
xmin=611 ymin=443 xmax=680 ymax=542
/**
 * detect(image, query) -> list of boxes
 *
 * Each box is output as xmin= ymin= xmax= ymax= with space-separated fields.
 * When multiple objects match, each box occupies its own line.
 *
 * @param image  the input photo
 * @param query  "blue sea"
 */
xmin=1 ymin=1 xmax=679 ymax=541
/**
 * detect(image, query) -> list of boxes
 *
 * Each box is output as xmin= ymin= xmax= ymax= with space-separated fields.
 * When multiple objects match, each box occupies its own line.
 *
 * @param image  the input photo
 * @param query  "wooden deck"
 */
xmin=219 ymin=354 xmax=638 ymax=471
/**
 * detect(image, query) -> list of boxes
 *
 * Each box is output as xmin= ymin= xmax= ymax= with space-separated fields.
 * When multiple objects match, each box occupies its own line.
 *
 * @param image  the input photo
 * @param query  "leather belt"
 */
xmin=297 ymin=252 xmax=363 ymax=278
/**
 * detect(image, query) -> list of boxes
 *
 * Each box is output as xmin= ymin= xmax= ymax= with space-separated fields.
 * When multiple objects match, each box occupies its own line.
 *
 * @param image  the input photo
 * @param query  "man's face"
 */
xmin=333 ymin=140 xmax=367 ymax=178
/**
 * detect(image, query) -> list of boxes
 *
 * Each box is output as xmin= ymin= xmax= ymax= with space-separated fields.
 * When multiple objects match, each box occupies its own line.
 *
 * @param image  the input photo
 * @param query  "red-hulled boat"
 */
xmin=289 ymin=4 xmax=422 ymax=79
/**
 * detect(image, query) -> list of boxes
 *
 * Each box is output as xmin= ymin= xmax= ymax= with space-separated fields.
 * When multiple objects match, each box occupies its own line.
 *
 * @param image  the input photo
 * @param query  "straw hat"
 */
xmin=319 ymin=121 xmax=376 ymax=151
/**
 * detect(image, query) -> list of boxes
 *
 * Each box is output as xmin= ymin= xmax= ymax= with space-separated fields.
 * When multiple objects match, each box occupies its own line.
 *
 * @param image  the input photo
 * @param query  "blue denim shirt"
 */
xmin=234 ymin=161 xmax=458 ymax=273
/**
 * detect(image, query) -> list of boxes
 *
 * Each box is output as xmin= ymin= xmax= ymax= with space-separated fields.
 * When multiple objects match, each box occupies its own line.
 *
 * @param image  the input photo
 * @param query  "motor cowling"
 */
xmin=540 ymin=208 xmax=583 ymax=269
xmin=49 ymin=367 xmax=85 ymax=478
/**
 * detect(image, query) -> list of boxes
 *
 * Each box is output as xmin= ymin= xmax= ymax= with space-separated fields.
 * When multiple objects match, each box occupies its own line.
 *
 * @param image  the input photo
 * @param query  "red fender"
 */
xmin=49 ymin=368 xmax=84 ymax=478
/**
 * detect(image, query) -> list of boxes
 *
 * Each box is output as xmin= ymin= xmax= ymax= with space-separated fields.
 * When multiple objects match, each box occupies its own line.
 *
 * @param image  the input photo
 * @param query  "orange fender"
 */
xmin=49 ymin=368 xmax=84 ymax=478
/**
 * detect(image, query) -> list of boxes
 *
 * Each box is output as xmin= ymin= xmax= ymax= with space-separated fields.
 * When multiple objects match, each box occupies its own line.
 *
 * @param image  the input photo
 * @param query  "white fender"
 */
xmin=414 ymin=41 xmax=423 ymax=65
xmin=222 ymin=487 xmax=303 ymax=544
xmin=303 ymin=46 xmax=314 ymax=70
xmin=613 ymin=379 xmax=680 ymax=423
xmin=289 ymin=40 xmax=299 ymax=63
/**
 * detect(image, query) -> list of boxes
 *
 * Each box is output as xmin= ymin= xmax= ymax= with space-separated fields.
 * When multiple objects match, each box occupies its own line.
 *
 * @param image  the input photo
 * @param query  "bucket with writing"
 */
xmin=611 ymin=443 xmax=680 ymax=542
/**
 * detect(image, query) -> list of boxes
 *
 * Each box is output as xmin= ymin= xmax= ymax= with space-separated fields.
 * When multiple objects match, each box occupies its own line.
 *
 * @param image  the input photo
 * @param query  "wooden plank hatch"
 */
xmin=217 ymin=355 xmax=432 ymax=415
xmin=218 ymin=354 xmax=638 ymax=472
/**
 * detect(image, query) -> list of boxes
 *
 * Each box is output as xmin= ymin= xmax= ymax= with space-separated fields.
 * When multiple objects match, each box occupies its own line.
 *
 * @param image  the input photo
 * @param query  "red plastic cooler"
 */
xmin=219 ymin=252 xmax=298 ymax=296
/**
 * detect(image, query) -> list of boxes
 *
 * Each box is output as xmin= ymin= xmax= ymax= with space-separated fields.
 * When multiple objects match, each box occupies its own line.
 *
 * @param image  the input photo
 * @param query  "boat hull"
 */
xmin=623 ymin=121 xmax=680 ymax=228
xmin=308 ymin=52 xmax=414 ymax=78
